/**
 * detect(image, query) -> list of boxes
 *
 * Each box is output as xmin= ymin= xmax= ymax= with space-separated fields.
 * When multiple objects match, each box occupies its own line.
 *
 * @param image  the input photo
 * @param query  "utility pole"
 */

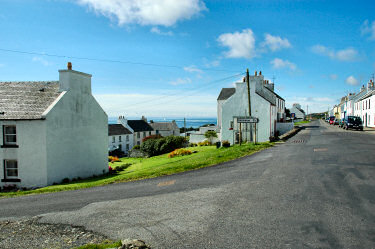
xmin=246 ymin=69 xmax=255 ymax=143
xmin=184 ymin=117 xmax=186 ymax=139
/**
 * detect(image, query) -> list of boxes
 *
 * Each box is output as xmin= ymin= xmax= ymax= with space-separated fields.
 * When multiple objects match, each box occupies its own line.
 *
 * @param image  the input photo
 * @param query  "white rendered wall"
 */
xmin=276 ymin=122 xmax=293 ymax=135
xmin=0 ymin=120 xmax=47 ymax=188
xmin=109 ymin=134 xmax=133 ymax=154
xmin=220 ymin=76 xmax=272 ymax=144
xmin=45 ymin=70 xmax=108 ymax=185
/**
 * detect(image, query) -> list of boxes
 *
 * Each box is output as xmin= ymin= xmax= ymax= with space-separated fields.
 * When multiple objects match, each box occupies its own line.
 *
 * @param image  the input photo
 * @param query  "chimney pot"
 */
xmin=255 ymin=71 xmax=257 ymax=76
xmin=259 ymin=71 xmax=262 ymax=75
xmin=67 ymin=62 xmax=72 ymax=70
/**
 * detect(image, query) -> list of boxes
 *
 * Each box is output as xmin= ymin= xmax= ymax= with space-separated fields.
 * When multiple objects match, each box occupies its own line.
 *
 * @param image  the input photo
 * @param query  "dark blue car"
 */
xmin=342 ymin=116 xmax=363 ymax=131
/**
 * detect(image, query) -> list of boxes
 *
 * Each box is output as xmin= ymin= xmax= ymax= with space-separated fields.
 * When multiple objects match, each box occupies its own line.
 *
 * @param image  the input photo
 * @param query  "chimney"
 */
xmin=59 ymin=63 xmax=92 ymax=94
xmin=255 ymin=71 xmax=257 ymax=76
xmin=243 ymin=77 xmax=246 ymax=82
xmin=259 ymin=71 xmax=262 ymax=76
xmin=141 ymin=116 xmax=147 ymax=122
xmin=118 ymin=115 xmax=128 ymax=127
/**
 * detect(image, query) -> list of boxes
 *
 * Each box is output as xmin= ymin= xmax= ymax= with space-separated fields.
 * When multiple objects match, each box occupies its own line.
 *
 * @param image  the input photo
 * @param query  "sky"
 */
xmin=0 ymin=0 xmax=374 ymax=118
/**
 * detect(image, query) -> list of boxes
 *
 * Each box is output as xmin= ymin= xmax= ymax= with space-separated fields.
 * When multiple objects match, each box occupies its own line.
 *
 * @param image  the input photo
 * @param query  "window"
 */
xmin=149 ymin=131 xmax=151 ymax=136
xmin=4 ymin=160 xmax=18 ymax=179
xmin=143 ymin=132 xmax=146 ymax=137
xmin=137 ymin=133 xmax=140 ymax=139
xmin=126 ymin=135 xmax=129 ymax=141
xmin=126 ymin=144 xmax=129 ymax=151
xmin=137 ymin=141 xmax=140 ymax=146
xmin=369 ymin=99 xmax=371 ymax=109
xmin=3 ymin=125 xmax=17 ymax=145
xmin=118 ymin=144 xmax=122 ymax=151
xmin=156 ymin=130 xmax=159 ymax=135
xmin=119 ymin=136 xmax=122 ymax=142
xmin=112 ymin=136 xmax=115 ymax=143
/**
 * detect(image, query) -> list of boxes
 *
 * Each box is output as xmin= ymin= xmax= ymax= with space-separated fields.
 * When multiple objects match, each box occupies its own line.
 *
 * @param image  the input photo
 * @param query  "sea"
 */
xmin=108 ymin=117 xmax=217 ymax=128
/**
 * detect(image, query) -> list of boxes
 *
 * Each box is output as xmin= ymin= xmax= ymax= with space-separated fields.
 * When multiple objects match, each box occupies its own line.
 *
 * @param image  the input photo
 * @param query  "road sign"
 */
xmin=237 ymin=117 xmax=259 ymax=123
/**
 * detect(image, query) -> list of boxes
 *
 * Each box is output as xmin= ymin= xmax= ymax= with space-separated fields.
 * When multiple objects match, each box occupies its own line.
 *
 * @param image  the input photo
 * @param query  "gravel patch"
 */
xmin=0 ymin=217 xmax=109 ymax=249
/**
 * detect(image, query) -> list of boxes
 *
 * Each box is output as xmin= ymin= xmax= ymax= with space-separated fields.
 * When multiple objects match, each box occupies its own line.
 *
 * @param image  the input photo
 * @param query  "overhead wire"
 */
xmin=125 ymin=72 xmax=245 ymax=110
xmin=0 ymin=48 xmax=239 ymax=73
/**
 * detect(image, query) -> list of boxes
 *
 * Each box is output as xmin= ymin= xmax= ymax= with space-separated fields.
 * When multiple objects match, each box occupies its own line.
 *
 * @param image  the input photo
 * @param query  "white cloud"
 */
xmin=262 ymin=34 xmax=291 ymax=51
xmin=150 ymin=27 xmax=173 ymax=36
xmin=345 ymin=76 xmax=359 ymax=86
xmin=360 ymin=20 xmax=375 ymax=40
xmin=311 ymin=45 xmax=359 ymax=62
xmin=217 ymin=29 xmax=256 ymax=59
xmin=94 ymin=93 xmax=216 ymax=117
xmin=184 ymin=65 xmax=202 ymax=74
xmin=77 ymin=0 xmax=207 ymax=27
xmin=270 ymin=58 xmax=296 ymax=71
xmin=330 ymin=74 xmax=338 ymax=80
xmin=170 ymin=77 xmax=192 ymax=85
xmin=204 ymin=59 xmax=220 ymax=68
xmin=32 ymin=57 xmax=51 ymax=66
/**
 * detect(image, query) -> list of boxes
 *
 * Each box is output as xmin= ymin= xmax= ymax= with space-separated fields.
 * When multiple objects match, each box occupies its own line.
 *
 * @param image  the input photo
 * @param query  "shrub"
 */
xmin=168 ymin=148 xmax=192 ymax=158
xmin=132 ymin=145 xmax=141 ymax=150
xmin=189 ymin=142 xmax=198 ymax=147
xmin=222 ymin=140 xmax=230 ymax=147
xmin=141 ymin=135 xmax=187 ymax=157
xmin=198 ymin=140 xmax=211 ymax=146
xmin=204 ymin=130 xmax=218 ymax=144
xmin=114 ymin=163 xmax=132 ymax=171
xmin=142 ymin=134 xmax=162 ymax=142
xmin=108 ymin=156 xmax=120 ymax=163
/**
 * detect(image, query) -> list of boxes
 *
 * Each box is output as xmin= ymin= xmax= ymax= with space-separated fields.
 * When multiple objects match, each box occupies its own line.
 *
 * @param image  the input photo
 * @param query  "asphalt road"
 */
xmin=1 ymin=120 xmax=375 ymax=248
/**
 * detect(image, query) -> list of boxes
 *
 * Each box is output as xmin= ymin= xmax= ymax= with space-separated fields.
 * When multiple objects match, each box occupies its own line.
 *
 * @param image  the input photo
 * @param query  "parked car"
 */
xmin=329 ymin=116 xmax=335 ymax=125
xmin=334 ymin=118 xmax=340 ymax=125
xmin=342 ymin=116 xmax=363 ymax=131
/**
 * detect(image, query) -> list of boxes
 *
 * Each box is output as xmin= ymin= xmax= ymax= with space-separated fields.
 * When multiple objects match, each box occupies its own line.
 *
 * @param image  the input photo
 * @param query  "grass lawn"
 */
xmin=294 ymin=120 xmax=311 ymax=126
xmin=0 ymin=142 xmax=272 ymax=198
xmin=74 ymin=240 xmax=122 ymax=249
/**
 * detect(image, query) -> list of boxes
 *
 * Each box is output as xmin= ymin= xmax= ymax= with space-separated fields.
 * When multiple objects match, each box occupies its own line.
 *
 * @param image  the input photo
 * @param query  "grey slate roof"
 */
xmin=0 ymin=81 xmax=61 ymax=120
xmin=127 ymin=120 xmax=153 ymax=132
xmin=217 ymin=88 xmax=235 ymax=100
xmin=108 ymin=124 xmax=132 ymax=136
xmin=149 ymin=121 xmax=179 ymax=131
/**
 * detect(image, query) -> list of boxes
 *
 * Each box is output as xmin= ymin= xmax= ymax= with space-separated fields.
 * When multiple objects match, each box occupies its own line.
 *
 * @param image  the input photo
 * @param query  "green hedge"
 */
xmin=140 ymin=135 xmax=186 ymax=157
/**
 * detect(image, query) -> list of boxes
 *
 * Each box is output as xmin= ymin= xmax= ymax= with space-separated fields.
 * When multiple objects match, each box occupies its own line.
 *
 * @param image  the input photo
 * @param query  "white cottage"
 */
xmin=0 ymin=63 xmax=108 ymax=188
xmin=218 ymin=71 xmax=285 ymax=144
xmin=149 ymin=120 xmax=180 ymax=137
xmin=289 ymin=103 xmax=305 ymax=121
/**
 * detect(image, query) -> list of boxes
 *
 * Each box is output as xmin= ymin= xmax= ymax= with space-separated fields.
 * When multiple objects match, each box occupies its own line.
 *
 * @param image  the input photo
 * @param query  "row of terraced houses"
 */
xmin=329 ymin=79 xmax=375 ymax=128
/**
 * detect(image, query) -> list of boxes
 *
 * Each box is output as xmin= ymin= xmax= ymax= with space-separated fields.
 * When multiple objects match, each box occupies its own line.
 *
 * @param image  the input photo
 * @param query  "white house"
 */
xmin=218 ymin=71 xmax=285 ymax=144
xmin=189 ymin=125 xmax=219 ymax=144
xmin=149 ymin=120 xmax=180 ymax=137
xmin=354 ymin=80 xmax=375 ymax=123
xmin=357 ymin=89 xmax=375 ymax=128
xmin=127 ymin=116 xmax=154 ymax=146
xmin=289 ymin=103 xmax=305 ymax=121
xmin=0 ymin=63 xmax=108 ymax=188
xmin=108 ymin=121 xmax=133 ymax=155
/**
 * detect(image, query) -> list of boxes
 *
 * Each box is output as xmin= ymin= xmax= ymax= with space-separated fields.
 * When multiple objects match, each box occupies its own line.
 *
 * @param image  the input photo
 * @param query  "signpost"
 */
xmin=233 ymin=116 xmax=259 ymax=145
xmin=237 ymin=117 xmax=259 ymax=123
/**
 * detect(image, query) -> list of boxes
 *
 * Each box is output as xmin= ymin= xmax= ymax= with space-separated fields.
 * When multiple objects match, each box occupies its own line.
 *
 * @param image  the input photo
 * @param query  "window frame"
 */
xmin=3 ymin=160 xmax=19 ymax=180
xmin=2 ymin=125 xmax=17 ymax=147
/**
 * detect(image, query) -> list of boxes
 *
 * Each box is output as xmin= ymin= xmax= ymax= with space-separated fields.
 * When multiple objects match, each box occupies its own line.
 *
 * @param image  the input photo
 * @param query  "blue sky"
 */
xmin=0 ymin=0 xmax=374 ymax=118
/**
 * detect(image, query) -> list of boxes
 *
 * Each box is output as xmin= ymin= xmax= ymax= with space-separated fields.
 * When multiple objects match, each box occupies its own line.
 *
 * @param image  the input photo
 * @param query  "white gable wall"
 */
xmin=44 ymin=70 xmax=108 ymax=185
xmin=220 ymin=76 xmax=272 ymax=144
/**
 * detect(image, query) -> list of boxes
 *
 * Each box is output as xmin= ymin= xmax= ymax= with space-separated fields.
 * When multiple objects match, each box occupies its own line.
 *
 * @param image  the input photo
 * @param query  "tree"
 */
xmin=204 ymin=130 xmax=217 ymax=144
xmin=285 ymin=108 xmax=291 ymax=118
